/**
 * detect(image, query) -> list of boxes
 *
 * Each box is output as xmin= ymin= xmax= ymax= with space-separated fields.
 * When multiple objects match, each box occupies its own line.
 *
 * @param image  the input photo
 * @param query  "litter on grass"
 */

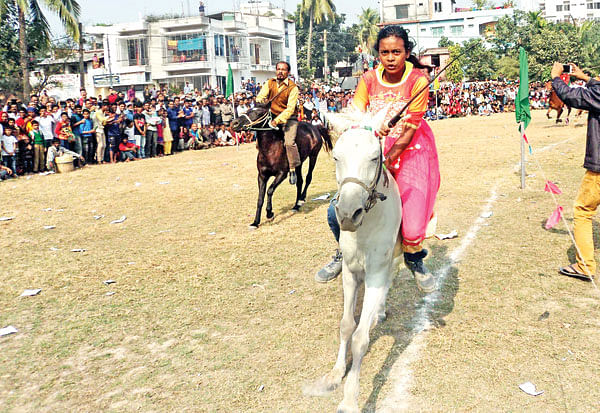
xmin=135 ymin=182 xmax=142 ymax=187
xmin=43 ymin=225 xmax=56 ymax=230
xmin=435 ymin=230 xmax=458 ymax=240
xmin=257 ymin=385 xmax=265 ymax=392
xmin=208 ymin=232 xmax=216 ymax=236
xmin=105 ymin=292 xmax=116 ymax=296
xmin=312 ymin=193 xmax=331 ymax=201
xmin=103 ymin=280 xmax=116 ymax=285
xmin=110 ymin=216 xmax=127 ymax=224
xmin=20 ymin=289 xmax=42 ymax=297
xmin=0 ymin=326 xmax=18 ymax=337
xmin=70 ymin=248 xmax=86 ymax=252
xmin=49 ymin=247 xmax=59 ymax=251
xmin=159 ymin=181 xmax=170 ymax=185
xmin=538 ymin=311 xmax=550 ymax=321
xmin=42 ymin=208 xmax=52 ymax=212
xmin=0 ymin=216 xmax=15 ymax=221
xmin=93 ymin=215 xmax=104 ymax=220
xmin=519 ymin=382 xmax=544 ymax=396
xmin=480 ymin=211 xmax=493 ymax=218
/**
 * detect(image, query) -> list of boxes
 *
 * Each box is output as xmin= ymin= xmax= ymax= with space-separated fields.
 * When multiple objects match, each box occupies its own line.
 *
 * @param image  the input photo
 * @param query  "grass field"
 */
xmin=1 ymin=110 xmax=599 ymax=412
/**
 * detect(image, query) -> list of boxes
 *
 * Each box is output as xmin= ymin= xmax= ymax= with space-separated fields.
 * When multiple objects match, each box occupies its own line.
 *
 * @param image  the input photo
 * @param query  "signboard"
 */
xmin=42 ymin=74 xmax=80 ymax=101
xmin=337 ymin=67 xmax=352 ymax=77
xmin=93 ymin=74 xmax=121 ymax=87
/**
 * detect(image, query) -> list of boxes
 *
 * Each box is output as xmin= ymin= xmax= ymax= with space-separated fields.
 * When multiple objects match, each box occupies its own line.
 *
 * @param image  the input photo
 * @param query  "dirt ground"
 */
xmin=1 ymin=110 xmax=599 ymax=412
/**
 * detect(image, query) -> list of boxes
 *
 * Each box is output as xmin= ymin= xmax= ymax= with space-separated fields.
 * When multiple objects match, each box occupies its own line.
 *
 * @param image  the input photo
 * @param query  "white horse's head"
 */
xmin=331 ymin=107 xmax=389 ymax=232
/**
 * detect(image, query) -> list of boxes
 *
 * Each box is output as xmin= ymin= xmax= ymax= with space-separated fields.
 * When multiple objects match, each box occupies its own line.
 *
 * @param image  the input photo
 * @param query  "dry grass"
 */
xmin=1 ymin=110 xmax=599 ymax=412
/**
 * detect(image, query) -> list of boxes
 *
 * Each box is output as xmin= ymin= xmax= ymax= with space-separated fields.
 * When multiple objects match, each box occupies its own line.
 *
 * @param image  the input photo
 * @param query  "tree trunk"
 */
xmin=18 ymin=6 xmax=30 ymax=101
xmin=306 ymin=10 xmax=313 ymax=69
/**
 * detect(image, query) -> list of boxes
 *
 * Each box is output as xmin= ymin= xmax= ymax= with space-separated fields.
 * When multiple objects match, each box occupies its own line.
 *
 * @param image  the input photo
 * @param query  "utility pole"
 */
xmin=79 ymin=22 xmax=85 ymax=89
xmin=323 ymin=29 xmax=328 ymax=82
xmin=106 ymin=34 xmax=114 ymax=89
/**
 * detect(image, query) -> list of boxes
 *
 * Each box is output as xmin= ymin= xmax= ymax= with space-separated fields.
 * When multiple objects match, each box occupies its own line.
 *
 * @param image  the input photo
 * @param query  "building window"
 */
xmin=434 ymin=2 xmax=442 ymax=12
xmin=556 ymin=4 xmax=563 ymax=10
xmin=563 ymin=3 xmax=570 ymax=10
xmin=166 ymin=32 xmax=208 ymax=63
xmin=126 ymin=38 xmax=148 ymax=66
xmin=450 ymin=25 xmax=463 ymax=35
xmin=214 ymin=34 xmax=225 ymax=56
xmin=286 ymin=55 xmax=290 ymax=64
xmin=431 ymin=26 xmax=444 ymax=36
xmin=395 ymin=5 xmax=409 ymax=19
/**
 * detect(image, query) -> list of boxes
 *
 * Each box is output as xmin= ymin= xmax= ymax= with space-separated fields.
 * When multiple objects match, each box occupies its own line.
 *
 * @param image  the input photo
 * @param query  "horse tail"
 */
xmin=318 ymin=126 xmax=333 ymax=153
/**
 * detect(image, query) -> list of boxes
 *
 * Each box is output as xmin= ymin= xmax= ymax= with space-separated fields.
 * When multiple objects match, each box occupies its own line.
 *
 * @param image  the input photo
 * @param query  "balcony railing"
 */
xmin=164 ymin=53 xmax=209 ymax=64
xmin=126 ymin=57 xmax=148 ymax=66
xmin=227 ymin=55 xmax=249 ymax=63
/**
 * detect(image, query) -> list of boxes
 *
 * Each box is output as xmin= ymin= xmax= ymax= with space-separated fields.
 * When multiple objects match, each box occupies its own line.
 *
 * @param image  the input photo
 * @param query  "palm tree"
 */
xmin=357 ymin=8 xmax=379 ymax=54
xmin=0 ymin=0 xmax=80 ymax=99
xmin=300 ymin=0 xmax=335 ymax=69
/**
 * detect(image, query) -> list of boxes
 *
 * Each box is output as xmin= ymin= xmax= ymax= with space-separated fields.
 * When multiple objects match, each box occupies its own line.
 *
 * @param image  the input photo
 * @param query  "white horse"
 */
xmin=304 ymin=110 xmax=403 ymax=412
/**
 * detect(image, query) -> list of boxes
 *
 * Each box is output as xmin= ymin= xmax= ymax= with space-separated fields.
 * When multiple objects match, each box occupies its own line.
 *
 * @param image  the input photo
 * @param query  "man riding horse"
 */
xmin=255 ymin=61 xmax=300 ymax=185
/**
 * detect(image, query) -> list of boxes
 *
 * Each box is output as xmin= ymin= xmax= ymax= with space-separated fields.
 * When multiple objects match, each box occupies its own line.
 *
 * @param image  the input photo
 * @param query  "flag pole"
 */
xmin=520 ymin=122 xmax=526 ymax=189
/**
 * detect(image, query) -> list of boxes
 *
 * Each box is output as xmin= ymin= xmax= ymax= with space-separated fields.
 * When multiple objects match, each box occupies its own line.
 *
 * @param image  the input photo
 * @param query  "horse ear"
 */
xmin=366 ymin=105 xmax=390 ymax=132
xmin=325 ymin=112 xmax=355 ymax=136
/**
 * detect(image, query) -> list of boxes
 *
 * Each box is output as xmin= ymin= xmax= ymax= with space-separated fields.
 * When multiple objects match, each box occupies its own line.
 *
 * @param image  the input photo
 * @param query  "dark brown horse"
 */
xmin=231 ymin=103 xmax=332 ymax=228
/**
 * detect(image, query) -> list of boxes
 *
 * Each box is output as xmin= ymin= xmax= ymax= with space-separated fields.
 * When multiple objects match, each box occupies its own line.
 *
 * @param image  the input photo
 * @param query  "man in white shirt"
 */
xmin=216 ymin=124 xmax=233 ymax=145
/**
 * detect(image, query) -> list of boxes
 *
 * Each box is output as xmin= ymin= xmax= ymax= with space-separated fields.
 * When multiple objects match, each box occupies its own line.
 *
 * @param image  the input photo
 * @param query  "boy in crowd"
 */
xmin=0 ymin=163 xmax=14 ymax=180
xmin=80 ymin=109 xmax=95 ymax=163
xmin=30 ymin=120 xmax=46 ymax=172
xmin=46 ymin=138 xmax=84 ymax=172
xmin=119 ymin=136 xmax=137 ymax=162
xmin=1 ymin=125 xmax=18 ymax=175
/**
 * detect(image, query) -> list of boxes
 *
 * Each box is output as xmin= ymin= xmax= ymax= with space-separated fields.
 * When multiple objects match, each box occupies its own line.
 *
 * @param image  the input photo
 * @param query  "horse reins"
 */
xmin=240 ymin=111 xmax=272 ymax=131
xmin=335 ymin=127 xmax=389 ymax=213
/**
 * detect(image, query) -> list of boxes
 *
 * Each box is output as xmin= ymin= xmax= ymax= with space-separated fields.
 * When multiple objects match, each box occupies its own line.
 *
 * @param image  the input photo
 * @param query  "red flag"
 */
xmin=545 ymin=205 xmax=563 ymax=229
xmin=544 ymin=181 xmax=562 ymax=195
xmin=522 ymin=133 xmax=529 ymax=144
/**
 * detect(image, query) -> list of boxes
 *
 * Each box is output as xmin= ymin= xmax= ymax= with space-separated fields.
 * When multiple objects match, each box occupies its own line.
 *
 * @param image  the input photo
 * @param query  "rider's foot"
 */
xmin=404 ymin=250 xmax=436 ymax=293
xmin=289 ymin=171 xmax=297 ymax=185
xmin=315 ymin=249 xmax=343 ymax=283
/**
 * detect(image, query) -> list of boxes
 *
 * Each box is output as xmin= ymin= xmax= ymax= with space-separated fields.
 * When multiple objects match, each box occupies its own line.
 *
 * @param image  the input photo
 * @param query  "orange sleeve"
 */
xmin=404 ymin=75 xmax=429 ymax=128
xmin=352 ymin=77 xmax=369 ymax=113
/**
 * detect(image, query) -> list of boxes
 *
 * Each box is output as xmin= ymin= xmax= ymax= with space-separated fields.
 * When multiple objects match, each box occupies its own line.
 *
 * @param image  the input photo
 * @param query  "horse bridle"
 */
xmin=335 ymin=127 xmax=389 ymax=213
xmin=239 ymin=110 xmax=272 ymax=131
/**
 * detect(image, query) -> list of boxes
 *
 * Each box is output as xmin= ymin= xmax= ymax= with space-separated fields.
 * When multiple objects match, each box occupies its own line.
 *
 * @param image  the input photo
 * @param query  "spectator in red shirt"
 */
xmin=119 ymin=137 xmax=137 ymax=162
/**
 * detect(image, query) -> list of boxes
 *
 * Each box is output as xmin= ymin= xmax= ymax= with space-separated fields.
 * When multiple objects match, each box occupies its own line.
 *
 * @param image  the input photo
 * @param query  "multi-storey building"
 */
xmin=83 ymin=1 xmax=296 ymax=96
xmin=539 ymin=0 xmax=600 ymax=22
xmin=380 ymin=0 xmax=516 ymax=51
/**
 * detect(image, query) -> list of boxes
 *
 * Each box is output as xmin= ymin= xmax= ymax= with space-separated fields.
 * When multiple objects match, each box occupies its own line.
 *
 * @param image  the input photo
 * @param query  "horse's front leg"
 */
xmin=300 ymin=154 xmax=318 ymax=204
xmin=304 ymin=262 xmax=358 ymax=397
xmin=250 ymin=173 xmax=268 ymax=228
xmin=337 ymin=280 xmax=388 ymax=413
xmin=292 ymin=165 xmax=304 ymax=211
xmin=556 ymin=107 xmax=563 ymax=123
xmin=265 ymin=171 xmax=287 ymax=220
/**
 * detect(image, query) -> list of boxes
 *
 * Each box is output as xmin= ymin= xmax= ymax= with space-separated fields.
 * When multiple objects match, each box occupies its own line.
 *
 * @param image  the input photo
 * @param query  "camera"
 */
xmin=563 ymin=64 xmax=572 ymax=74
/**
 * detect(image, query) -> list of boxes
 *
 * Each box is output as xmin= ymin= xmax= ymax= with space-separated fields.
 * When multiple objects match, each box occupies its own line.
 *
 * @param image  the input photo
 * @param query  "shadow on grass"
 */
xmin=352 ymin=243 xmax=459 ymax=412
xmin=261 ymin=186 xmax=338 ymax=227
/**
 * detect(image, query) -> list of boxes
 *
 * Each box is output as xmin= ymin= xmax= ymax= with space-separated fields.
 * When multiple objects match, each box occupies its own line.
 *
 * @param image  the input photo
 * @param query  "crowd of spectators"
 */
xmin=0 ymin=76 xmax=572 ymax=180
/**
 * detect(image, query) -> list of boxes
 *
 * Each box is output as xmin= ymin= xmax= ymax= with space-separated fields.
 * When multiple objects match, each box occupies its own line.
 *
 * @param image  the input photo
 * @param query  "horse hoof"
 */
xmin=266 ymin=212 xmax=274 ymax=220
xmin=297 ymin=200 xmax=305 ymax=206
xmin=336 ymin=403 xmax=359 ymax=413
xmin=248 ymin=224 xmax=258 ymax=230
xmin=302 ymin=376 xmax=339 ymax=397
xmin=292 ymin=205 xmax=301 ymax=212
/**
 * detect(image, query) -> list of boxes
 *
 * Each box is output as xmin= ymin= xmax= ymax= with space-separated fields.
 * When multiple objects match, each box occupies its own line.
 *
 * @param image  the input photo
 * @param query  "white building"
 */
xmin=381 ymin=0 xmax=515 ymax=50
xmin=84 ymin=1 xmax=297 ymax=97
xmin=539 ymin=0 xmax=600 ymax=22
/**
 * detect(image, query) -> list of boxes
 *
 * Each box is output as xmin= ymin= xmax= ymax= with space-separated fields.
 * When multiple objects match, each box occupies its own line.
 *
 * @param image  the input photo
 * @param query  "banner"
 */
xmin=177 ymin=38 xmax=204 ymax=52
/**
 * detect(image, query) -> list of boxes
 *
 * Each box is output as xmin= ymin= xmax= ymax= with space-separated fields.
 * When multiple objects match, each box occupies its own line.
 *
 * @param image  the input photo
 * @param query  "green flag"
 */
xmin=515 ymin=47 xmax=531 ymax=130
xmin=225 ymin=64 xmax=234 ymax=99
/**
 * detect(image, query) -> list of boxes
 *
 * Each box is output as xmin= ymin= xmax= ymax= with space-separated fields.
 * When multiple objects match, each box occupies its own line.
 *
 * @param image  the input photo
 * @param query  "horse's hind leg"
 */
xmin=250 ymin=174 xmax=268 ymax=228
xmin=300 ymin=153 xmax=318 ymax=204
xmin=565 ymin=106 xmax=571 ymax=125
xmin=303 ymin=267 xmax=358 ymax=397
xmin=556 ymin=107 xmax=563 ymax=123
xmin=265 ymin=171 xmax=287 ymax=220
xmin=546 ymin=108 xmax=551 ymax=119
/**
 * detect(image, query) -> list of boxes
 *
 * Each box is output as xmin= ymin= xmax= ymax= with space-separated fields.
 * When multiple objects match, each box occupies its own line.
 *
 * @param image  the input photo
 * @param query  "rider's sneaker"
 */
xmin=404 ymin=250 xmax=436 ymax=293
xmin=315 ymin=249 xmax=343 ymax=283
xmin=289 ymin=171 xmax=297 ymax=185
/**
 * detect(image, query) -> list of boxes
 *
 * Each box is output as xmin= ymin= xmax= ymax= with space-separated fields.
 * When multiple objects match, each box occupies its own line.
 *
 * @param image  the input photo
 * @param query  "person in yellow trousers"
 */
xmin=552 ymin=62 xmax=600 ymax=281
xmin=161 ymin=109 xmax=173 ymax=155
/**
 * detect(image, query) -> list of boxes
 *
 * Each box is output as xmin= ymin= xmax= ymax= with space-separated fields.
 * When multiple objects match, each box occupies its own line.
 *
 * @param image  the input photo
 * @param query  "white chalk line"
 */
xmin=377 ymin=184 xmax=499 ymax=412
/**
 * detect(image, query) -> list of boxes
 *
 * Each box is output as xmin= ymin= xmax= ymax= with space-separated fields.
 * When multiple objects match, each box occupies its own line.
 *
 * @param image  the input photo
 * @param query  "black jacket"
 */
xmin=552 ymin=77 xmax=600 ymax=172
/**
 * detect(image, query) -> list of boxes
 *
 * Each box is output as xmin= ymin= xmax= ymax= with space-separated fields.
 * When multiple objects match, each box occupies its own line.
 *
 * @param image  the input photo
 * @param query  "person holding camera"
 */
xmin=552 ymin=62 xmax=600 ymax=281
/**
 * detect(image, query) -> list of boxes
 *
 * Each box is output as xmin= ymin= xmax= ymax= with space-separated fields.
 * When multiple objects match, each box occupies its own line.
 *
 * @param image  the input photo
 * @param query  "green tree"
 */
xmin=472 ymin=0 xmax=489 ymax=8
xmin=0 ymin=0 xmax=80 ymax=99
xmin=357 ymin=8 xmax=379 ymax=54
xmin=445 ymin=44 xmax=464 ymax=83
xmin=438 ymin=36 xmax=454 ymax=48
xmin=495 ymin=56 xmax=519 ymax=79
xmin=461 ymin=38 xmax=497 ymax=80
xmin=299 ymin=0 xmax=335 ymax=69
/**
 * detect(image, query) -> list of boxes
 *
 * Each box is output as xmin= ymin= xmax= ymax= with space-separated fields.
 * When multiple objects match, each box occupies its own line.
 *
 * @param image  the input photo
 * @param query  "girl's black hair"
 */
xmin=374 ymin=25 xmax=433 ymax=71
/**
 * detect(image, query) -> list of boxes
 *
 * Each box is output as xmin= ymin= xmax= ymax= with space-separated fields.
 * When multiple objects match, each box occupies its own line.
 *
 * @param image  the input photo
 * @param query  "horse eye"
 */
xmin=371 ymin=157 xmax=379 ymax=162
xmin=333 ymin=157 xmax=339 ymax=162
